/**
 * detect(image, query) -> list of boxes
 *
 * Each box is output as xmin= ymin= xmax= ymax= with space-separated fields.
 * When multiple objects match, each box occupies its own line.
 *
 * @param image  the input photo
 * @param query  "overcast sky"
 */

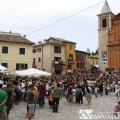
xmin=0 ymin=0 xmax=120 ymax=52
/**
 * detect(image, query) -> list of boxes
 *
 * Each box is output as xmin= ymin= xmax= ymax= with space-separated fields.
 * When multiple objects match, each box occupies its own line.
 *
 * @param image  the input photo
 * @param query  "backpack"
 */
xmin=76 ymin=88 xmax=83 ymax=96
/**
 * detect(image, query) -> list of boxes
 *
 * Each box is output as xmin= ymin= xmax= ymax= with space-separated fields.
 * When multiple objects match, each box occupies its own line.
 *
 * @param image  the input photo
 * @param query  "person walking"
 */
xmin=52 ymin=83 xmax=62 ymax=113
xmin=14 ymin=82 xmax=21 ymax=105
xmin=67 ymin=86 xmax=73 ymax=103
xmin=0 ymin=80 xmax=8 ymax=120
xmin=85 ymin=85 xmax=92 ymax=104
xmin=75 ymin=85 xmax=83 ymax=104
xmin=26 ymin=85 xmax=35 ymax=120
xmin=21 ymin=80 xmax=26 ymax=101
xmin=38 ymin=83 xmax=46 ymax=108
xmin=48 ymin=87 xmax=54 ymax=109
xmin=114 ymin=83 xmax=120 ymax=102
xmin=4 ymin=83 xmax=14 ymax=117
xmin=94 ymin=85 xmax=99 ymax=98
xmin=99 ymin=82 xmax=103 ymax=96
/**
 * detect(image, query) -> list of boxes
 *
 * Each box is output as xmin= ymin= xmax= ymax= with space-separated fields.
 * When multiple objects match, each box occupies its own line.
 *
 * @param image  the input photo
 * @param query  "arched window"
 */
xmin=102 ymin=19 xmax=107 ymax=28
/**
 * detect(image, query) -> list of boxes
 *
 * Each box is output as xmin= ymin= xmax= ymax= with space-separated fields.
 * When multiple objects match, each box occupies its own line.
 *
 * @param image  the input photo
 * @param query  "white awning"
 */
xmin=15 ymin=68 xmax=51 ymax=77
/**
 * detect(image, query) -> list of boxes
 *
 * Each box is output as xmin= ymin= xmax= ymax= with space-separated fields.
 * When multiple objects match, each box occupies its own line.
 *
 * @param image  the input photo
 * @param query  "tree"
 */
xmin=95 ymin=48 xmax=99 ymax=55
xmin=91 ymin=48 xmax=99 ymax=55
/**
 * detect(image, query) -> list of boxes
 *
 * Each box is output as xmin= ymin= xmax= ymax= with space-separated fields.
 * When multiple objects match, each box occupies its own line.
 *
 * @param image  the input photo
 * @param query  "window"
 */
xmin=2 ymin=46 xmax=8 ymax=53
xmin=54 ymin=57 xmax=62 ymax=65
xmin=68 ymin=54 xmax=73 ymax=62
xmin=33 ymin=58 xmax=36 ymax=67
xmin=32 ymin=49 xmax=36 ymax=53
xmin=19 ymin=48 xmax=25 ymax=54
xmin=77 ymin=63 xmax=80 ymax=67
xmin=102 ymin=19 xmax=107 ymax=28
xmin=54 ymin=57 xmax=61 ymax=61
xmin=69 ymin=45 xmax=72 ymax=50
xmin=33 ymin=58 xmax=36 ymax=64
xmin=16 ymin=63 xmax=28 ymax=70
xmin=1 ymin=63 xmax=8 ymax=68
xmin=38 ymin=57 xmax=41 ymax=62
xmin=37 ymin=48 xmax=41 ymax=52
xmin=54 ymin=46 xmax=61 ymax=53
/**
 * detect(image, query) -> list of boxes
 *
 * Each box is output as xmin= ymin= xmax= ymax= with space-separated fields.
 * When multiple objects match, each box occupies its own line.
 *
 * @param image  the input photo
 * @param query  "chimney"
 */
xmin=38 ymin=41 xmax=42 ymax=44
xmin=23 ymin=35 xmax=26 ymax=38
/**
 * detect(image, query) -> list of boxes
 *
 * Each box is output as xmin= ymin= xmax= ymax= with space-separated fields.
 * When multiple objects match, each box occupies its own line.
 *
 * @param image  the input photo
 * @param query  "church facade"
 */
xmin=98 ymin=0 xmax=120 ymax=70
xmin=108 ymin=13 xmax=120 ymax=69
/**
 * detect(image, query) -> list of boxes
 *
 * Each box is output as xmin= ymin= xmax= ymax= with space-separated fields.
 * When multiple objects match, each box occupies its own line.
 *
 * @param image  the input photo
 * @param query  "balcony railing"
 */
xmin=52 ymin=60 xmax=65 ymax=68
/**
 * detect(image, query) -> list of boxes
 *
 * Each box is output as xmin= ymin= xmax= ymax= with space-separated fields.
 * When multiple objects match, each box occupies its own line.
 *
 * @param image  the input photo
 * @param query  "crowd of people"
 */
xmin=0 ymin=68 xmax=120 ymax=120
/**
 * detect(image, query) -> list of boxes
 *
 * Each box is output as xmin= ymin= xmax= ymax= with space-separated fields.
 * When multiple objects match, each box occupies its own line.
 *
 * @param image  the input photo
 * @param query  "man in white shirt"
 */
xmin=21 ymin=80 xmax=26 ymax=101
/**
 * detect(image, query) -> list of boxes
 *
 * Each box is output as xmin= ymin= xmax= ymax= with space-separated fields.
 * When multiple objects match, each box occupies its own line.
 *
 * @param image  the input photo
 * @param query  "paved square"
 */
xmin=9 ymin=95 xmax=117 ymax=120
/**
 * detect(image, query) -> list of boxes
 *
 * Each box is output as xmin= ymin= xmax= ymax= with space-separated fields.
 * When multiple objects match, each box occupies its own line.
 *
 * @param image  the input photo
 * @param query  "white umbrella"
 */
xmin=15 ymin=68 xmax=51 ymax=77
xmin=0 ymin=65 xmax=8 ymax=73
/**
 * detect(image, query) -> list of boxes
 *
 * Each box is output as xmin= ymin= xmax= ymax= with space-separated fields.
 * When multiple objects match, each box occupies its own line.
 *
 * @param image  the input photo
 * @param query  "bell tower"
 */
xmin=97 ymin=0 xmax=114 ymax=71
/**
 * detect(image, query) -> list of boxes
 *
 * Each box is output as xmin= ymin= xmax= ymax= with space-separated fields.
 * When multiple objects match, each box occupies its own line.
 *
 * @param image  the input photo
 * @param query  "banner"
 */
xmin=101 ymin=51 xmax=107 ymax=61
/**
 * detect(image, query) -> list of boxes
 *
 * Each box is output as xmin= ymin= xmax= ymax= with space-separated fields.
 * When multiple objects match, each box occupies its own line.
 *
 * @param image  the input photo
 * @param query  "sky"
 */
xmin=0 ymin=0 xmax=120 ymax=52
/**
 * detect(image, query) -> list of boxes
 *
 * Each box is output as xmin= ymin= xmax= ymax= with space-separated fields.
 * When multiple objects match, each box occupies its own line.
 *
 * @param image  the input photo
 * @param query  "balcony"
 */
xmin=52 ymin=60 xmax=65 ymax=68
xmin=68 ymin=58 xmax=74 ymax=64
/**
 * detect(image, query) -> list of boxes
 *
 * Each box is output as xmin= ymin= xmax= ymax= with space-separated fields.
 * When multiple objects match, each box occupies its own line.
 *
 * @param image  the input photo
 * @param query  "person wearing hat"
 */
xmin=0 ymin=80 xmax=8 ymax=120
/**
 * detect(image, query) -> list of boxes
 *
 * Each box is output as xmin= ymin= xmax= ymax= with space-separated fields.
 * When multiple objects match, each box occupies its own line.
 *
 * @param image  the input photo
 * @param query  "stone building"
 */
xmin=97 ymin=0 xmax=114 ymax=71
xmin=89 ymin=55 xmax=99 ymax=67
xmin=33 ymin=37 xmax=76 ymax=74
xmin=98 ymin=0 xmax=120 ymax=70
xmin=32 ymin=37 xmax=66 ymax=74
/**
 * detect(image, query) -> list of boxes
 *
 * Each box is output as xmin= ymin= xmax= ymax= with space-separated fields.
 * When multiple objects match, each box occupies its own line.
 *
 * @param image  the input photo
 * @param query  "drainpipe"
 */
xmin=42 ymin=45 xmax=43 ymax=70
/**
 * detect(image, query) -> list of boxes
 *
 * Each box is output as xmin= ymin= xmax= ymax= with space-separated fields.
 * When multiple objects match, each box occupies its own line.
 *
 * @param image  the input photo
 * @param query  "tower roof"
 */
xmin=100 ymin=0 xmax=112 ymax=14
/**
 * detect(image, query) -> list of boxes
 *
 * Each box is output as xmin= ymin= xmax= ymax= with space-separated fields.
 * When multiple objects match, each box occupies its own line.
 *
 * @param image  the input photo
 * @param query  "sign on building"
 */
xmin=101 ymin=51 xmax=107 ymax=62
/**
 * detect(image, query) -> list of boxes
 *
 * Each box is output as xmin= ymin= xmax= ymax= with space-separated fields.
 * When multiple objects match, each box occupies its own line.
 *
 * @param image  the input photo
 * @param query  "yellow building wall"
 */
xmin=65 ymin=43 xmax=76 ymax=73
xmin=32 ymin=46 xmax=43 ymax=69
xmin=85 ymin=54 xmax=90 ymax=70
xmin=0 ymin=42 xmax=33 ymax=72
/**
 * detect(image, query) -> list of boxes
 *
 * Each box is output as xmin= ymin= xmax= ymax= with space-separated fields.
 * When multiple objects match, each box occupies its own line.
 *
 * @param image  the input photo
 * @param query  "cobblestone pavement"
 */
xmin=9 ymin=95 xmax=117 ymax=120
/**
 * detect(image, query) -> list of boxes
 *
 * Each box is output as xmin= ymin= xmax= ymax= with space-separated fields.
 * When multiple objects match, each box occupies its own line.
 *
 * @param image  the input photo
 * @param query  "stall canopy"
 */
xmin=94 ymin=64 xmax=99 ymax=68
xmin=0 ymin=65 xmax=8 ymax=73
xmin=15 ymin=68 xmax=51 ymax=77
xmin=90 ymin=64 xmax=99 ymax=68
